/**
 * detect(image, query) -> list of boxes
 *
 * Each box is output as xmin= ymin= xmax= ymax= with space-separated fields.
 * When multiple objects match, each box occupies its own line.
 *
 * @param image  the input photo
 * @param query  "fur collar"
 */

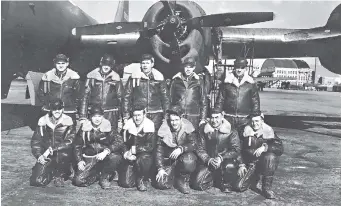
xmin=243 ymin=123 xmax=274 ymax=139
xmin=87 ymin=68 xmax=120 ymax=81
xmin=42 ymin=68 xmax=80 ymax=84
xmin=81 ymin=118 xmax=111 ymax=133
xmin=203 ymin=119 xmax=231 ymax=134
xmin=157 ymin=118 xmax=195 ymax=148
xmin=131 ymin=68 xmax=164 ymax=81
xmin=123 ymin=117 xmax=154 ymax=136
xmin=38 ymin=114 xmax=73 ymax=129
xmin=172 ymin=72 xmax=199 ymax=80
xmin=224 ymin=71 xmax=254 ymax=87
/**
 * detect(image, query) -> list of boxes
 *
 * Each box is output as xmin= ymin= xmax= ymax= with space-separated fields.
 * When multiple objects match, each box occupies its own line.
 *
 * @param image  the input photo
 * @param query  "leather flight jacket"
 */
xmin=196 ymin=119 xmax=241 ymax=165
xmin=31 ymin=114 xmax=76 ymax=159
xmin=122 ymin=69 xmax=169 ymax=119
xmin=38 ymin=68 xmax=80 ymax=113
xmin=240 ymin=123 xmax=284 ymax=164
xmin=79 ymin=68 xmax=123 ymax=119
xmin=155 ymin=118 xmax=197 ymax=170
xmin=215 ymin=72 xmax=260 ymax=117
xmin=122 ymin=117 xmax=155 ymax=154
xmin=169 ymin=72 xmax=208 ymax=121
xmin=74 ymin=118 xmax=125 ymax=163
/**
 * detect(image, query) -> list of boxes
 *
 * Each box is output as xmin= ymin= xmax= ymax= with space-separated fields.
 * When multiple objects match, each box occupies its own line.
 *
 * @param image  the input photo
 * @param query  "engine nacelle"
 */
xmin=142 ymin=1 xmax=211 ymax=76
xmin=319 ymin=55 xmax=341 ymax=75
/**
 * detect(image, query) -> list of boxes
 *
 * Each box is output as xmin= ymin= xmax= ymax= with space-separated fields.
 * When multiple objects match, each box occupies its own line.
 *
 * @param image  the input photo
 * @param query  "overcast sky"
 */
xmin=73 ymin=0 xmax=340 ymax=77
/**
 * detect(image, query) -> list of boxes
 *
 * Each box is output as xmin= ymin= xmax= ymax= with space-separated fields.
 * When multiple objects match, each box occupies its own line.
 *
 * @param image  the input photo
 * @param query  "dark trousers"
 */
xmin=30 ymin=150 xmax=72 ymax=187
xmin=73 ymin=153 xmax=122 ymax=187
xmin=191 ymin=159 xmax=238 ymax=191
xmin=146 ymin=112 xmax=164 ymax=150
xmin=154 ymin=152 xmax=197 ymax=190
xmin=118 ymin=152 xmax=153 ymax=188
xmin=236 ymin=152 xmax=280 ymax=191
xmin=104 ymin=110 xmax=120 ymax=131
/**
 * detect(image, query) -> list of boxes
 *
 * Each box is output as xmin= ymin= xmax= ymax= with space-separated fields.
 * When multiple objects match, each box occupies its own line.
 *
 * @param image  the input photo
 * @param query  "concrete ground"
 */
xmin=1 ymin=89 xmax=341 ymax=205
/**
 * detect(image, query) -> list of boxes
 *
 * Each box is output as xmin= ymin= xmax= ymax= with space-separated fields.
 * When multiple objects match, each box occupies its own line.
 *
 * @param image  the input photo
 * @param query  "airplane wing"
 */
xmin=254 ymin=76 xmax=296 ymax=82
xmin=283 ymin=27 xmax=341 ymax=42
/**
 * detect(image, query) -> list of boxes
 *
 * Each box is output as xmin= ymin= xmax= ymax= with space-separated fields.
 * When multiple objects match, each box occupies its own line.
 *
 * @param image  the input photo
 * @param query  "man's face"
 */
xmin=251 ymin=116 xmax=263 ymax=131
xmin=210 ymin=113 xmax=223 ymax=128
xmin=100 ymin=65 xmax=112 ymax=74
xmin=133 ymin=110 xmax=145 ymax=126
xmin=51 ymin=109 xmax=63 ymax=119
xmin=234 ymin=66 xmax=246 ymax=77
xmin=184 ymin=65 xmax=195 ymax=77
xmin=169 ymin=114 xmax=181 ymax=131
xmin=55 ymin=61 xmax=68 ymax=73
xmin=91 ymin=114 xmax=103 ymax=127
xmin=141 ymin=60 xmax=153 ymax=74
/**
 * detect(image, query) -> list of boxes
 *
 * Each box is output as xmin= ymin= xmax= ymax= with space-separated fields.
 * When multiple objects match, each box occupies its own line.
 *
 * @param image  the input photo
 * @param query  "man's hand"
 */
xmin=156 ymin=169 xmax=168 ymax=182
xmin=124 ymin=150 xmax=136 ymax=161
xmin=43 ymin=147 xmax=53 ymax=158
xmin=79 ymin=118 xmax=87 ymax=125
xmin=238 ymin=165 xmax=247 ymax=177
xmin=253 ymin=145 xmax=266 ymax=157
xmin=78 ymin=161 xmax=86 ymax=171
xmin=199 ymin=120 xmax=206 ymax=126
xmin=37 ymin=155 xmax=48 ymax=165
xmin=208 ymin=157 xmax=222 ymax=169
xmin=169 ymin=148 xmax=182 ymax=160
xmin=96 ymin=150 xmax=110 ymax=161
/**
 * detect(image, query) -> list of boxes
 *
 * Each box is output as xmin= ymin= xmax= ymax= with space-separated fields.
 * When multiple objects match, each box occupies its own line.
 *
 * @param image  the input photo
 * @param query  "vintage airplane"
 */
xmin=2 ymin=1 xmax=341 ymax=101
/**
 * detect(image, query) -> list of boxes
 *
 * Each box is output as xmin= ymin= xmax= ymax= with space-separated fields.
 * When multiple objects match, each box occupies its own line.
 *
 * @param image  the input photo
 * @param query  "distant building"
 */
xmin=260 ymin=59 xmax=313 ymax=88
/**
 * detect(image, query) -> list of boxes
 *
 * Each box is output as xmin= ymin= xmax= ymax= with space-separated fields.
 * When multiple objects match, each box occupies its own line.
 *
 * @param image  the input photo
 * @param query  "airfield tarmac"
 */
xmin=1 ymin=88 xmax=341 ymax=206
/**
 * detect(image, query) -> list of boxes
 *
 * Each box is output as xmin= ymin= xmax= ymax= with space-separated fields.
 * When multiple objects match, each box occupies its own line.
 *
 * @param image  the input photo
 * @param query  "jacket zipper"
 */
xmin=236 ymin=86 xmax=239 ymax=116
xmin=147 ymin=79 xmax=150 ymax=113
xmin=183 ymin=79 xmax=188 ymax=115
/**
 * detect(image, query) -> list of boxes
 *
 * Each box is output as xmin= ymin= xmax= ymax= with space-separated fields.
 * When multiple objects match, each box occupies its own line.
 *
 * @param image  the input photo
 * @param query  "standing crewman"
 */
xmin=73 ymin=106 xmax=124 ymax=189
xmin=79 ymin=54 xmax=123 ymax=131
xmin=154 ymin=105 xmax=197 ymax=194
xmin=237 ymin=112 xmax=283 ymax=199
xmin=30 ymin=99 xmax=76 ymax=187
xmin=38 ymin=54 xmax=80 ymax=123
xmin=192 ymin=107 xmax=240 ymax=193
xmin=215 ymin=57 xmax=260 ymax=133
xmin=123 ymin=53 xmax=169 ymax=132
xmin=169 ymin=57 xmax=208 ymax=129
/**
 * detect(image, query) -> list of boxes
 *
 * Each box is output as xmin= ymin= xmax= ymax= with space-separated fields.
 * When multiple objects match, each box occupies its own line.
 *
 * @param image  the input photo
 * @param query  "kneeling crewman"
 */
xmin=155 ymin=105 xmax=197 ymax=194
xmin=119 ymin=102 xmax=154 ymax=191
xmin=237 ymin=112 xmax=283 ymax=199
xmin=30 ymin=99 xmax=76 ymax=187
xmin=192 ymin=108 xmax=240 ymax=193
xmin=73 ymin=106 xmax=124 ymax=189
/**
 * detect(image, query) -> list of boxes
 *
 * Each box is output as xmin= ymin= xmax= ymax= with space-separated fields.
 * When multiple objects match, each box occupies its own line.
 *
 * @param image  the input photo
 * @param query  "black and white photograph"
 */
xmin=1 ymin=0 xmax=341 ymax=205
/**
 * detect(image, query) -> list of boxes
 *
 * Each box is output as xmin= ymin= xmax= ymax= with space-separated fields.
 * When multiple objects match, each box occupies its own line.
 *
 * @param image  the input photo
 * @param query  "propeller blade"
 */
xmin=186 ymin=12 xmax=274 ymax=28
xmin=169 ymin=32 xmax=181 ymax=65
xmin=161 ymin=1 xmax=174 ymax=16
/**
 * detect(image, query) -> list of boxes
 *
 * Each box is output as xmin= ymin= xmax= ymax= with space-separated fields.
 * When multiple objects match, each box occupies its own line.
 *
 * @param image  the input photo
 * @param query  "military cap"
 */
xmin=234 ymin=57 xmax=248 ymax=68
xmin=182 ymin=57 xmax=196 ymax=67
xmin=100 ymin=54 xmax=116 ymax=66
xmin=53 ymin=54 xmax=69 ymax=63
xmin=49 ymin=98 xmax=64 ymax=110
xmin=89 ymin=105 xmax=104 ymax=116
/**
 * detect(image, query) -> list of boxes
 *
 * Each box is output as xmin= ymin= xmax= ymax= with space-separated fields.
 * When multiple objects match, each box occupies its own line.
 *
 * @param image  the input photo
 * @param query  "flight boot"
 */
xmin=262 ymin=175 xmax=276 ymax=199
xmin=99 ymin=174 xmax=112 ymax=189
xmin=176 ymin=173 xmax=190 ymax=194
xmin=137 ymin=176 xmax=147 ymax=191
